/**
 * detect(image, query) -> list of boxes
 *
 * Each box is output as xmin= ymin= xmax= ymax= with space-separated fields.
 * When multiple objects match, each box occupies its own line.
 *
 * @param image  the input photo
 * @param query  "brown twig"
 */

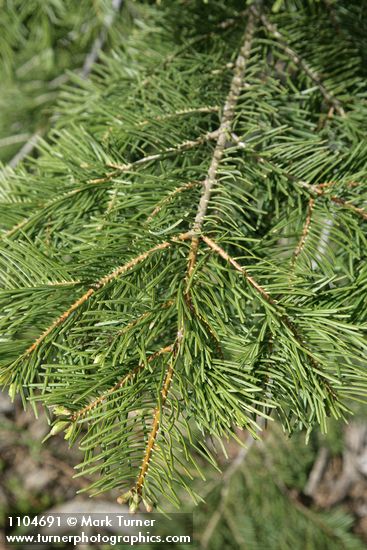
xmin=239 ymin=149 xmax=367 ymax=221
xmin=70 ymin=345 xmax=173 ymax=422
xmin=187 ymin=9 xmax=258 ymax=278
xmin=107 ymin=132 xmax=218 ymax=171
xmin=137 ymin=106 xmax=219 ymax=127
xmin=146 ymin=181 xmax=201 ymax=223
xmin=201 ymin=234 xmax=336 ymax=397
xmin=314 ymin=185 xmax=367 ymax=220
xmin=134 ymin=338 xmax=181 ymax=496
xmin=259 ymin=12 xmax=345 ymax=117
xmin=201 ymin=234 xmax=274 ymax=304
xmin=25 ymin=233 xmax=191 ymax=356
xmin=291 ymin=197 xmax=316 ymax=267
xmin=328 ymin=196 xmax=367 ymax=220
xmin=92 ymin=131 xmax=218 ymax=185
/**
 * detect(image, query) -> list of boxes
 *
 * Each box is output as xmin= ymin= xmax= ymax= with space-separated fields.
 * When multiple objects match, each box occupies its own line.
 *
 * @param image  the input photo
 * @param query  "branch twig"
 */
xmin=25 ymin=233 xmax=190 ymax=356
xmin=100 ymin=131 xmax=218 ymax=181
xmin=259 ymin=12 xmax=345 ymax=117
xmin=291 ymin=197 xmax=315 ymax=267
xmin=202 ymin=234 xmax=336 ymax=397
xmin=70 ymin=345 xmax=173 ymax=422
xmin=202 ymin=234 xmax=273 ymax=303
xmin=187 ymin=8 xmax=258 ymax=277
xmin=134 ymin=338 xmax=181 ymax=496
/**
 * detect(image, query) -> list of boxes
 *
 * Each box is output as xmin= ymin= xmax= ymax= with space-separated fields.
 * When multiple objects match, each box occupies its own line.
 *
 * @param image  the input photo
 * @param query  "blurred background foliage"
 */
xmin=0 ymin=0 xmax=127 ymax=164
xmin=1 ymin=395 xmax=367 ymax=549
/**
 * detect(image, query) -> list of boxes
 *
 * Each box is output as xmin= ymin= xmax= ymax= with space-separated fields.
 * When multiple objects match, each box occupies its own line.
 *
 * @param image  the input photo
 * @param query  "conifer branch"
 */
xmin=2 ymin=184 xmax=110 ymax=240
xmin=328 ymin=196 xmax=367 ymax=221
xmin=88 ymin=131 xmax=218 ymax=184
xmin=146 ymin=181 xmax=201 ymax=223
xmin=70 ymin=345 xmax=173 ymax=422
xmin=187 ymin=8 xmax=258 ymax=277
xmin=137 ymin=106 xmax=219 ymax=127
xmin=134 ymin=337 xmax=181 ymax=496
xmin=243 ymin=149 xmax=366 ymax=221
xmin=105 ymin=131 xmax=219 ymax=172
xmin=201 ymin=234 xmax=336 ymax=396
xmin=24 ymin=233 xmax=191 ymax=356
xmin=201 ymin=235 xmax=273 ymax=304
xmin=2 ymin=0 xmax=366 ymax=511
xmin=314 ymin=186 xmax=367 ymax=220
xmin=259 ymin=13 xmax=345 ymax=117
xmin=291 ymin=198 xmax=315 ymax=267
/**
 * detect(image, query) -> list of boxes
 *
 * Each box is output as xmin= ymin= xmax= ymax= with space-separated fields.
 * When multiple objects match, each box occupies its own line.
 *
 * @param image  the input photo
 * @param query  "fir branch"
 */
xmin=201 ymin=234 xmax=336 ymax=397
xmin=201 ymin=234 xmax=273 ymax=304
xmin=146 ymin=180 xmax=201 ymax=223
xmin=24 ymin=232 xmax=191 ymax=356
xmin=166 ymin=13 xmax=262 ymax=475
xmin=328 ymin=196 xmax=367 ymax=221
xmin=259 ymin=12 xmax=345 ymax=117
xmin=105 ymin=131 xmax=219 ymax=173
xmin=244 ymin=149 xmax=367 ymax=221
xmin=313 ymin=185 xmax=367 ymax=221
xmin=137 ymin=106 xmax=220 ymax=127
xmin=187 ymin=8 xmax=258 ymax=277
xmin=291 ymin=197 xmax=316 ymax=267
xmin=2 ymin=0 xmax=367 ymax=510
xmin=134 ymin=337 xmax=181 ymax=497
xmin=70 ymin=345 xmax=173 ymax=422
